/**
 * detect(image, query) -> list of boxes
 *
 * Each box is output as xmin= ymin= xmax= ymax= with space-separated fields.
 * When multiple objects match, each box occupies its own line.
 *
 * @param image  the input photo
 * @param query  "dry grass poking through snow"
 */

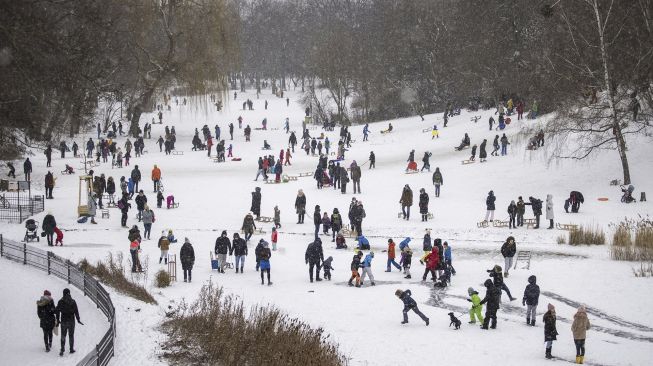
xmin=568 ymin=225 xmax=606 ymax=246
xmin=79 ymin=253 xmax=157 ymax=304
xmin=610 ymin=217 xmax=653 ymax=261
xmin=162 ymin=281 xmax=347 ymax=366
xmin=155 ymin=269 xmax=171 ymax=288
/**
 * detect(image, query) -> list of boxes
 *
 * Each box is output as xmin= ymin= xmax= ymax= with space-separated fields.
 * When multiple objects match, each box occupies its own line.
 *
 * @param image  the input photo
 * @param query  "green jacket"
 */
xmin=470 ymin=293 xmax=482 ymax=309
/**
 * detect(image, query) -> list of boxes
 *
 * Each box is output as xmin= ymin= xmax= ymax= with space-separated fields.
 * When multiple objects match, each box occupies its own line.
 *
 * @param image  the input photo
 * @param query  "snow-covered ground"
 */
xmin=1 ymin=89 xmax=652 ymax=365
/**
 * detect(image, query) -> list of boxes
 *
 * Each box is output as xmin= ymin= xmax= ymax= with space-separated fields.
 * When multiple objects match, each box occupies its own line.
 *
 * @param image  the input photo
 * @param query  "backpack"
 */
xmin=117 ymin=200 xmax=125 ymax=210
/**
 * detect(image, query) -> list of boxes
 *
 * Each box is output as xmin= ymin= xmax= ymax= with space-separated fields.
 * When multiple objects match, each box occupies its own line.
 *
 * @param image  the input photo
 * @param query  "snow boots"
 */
xmin=575 ymin=356 xmax=584 ymax=364
xmin=545 ymin=347 xmax=553 ymax=359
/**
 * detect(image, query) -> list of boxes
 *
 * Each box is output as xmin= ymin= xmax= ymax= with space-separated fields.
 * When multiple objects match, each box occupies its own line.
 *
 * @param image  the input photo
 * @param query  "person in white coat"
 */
xmin=546 ymin=194 xmax=554 ymax=229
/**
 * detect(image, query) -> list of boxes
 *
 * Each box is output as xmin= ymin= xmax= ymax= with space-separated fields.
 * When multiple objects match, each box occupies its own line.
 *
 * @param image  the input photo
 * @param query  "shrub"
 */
xmin=155 ymin=270 xmax=171 ymax=288
xmin=556 ymin=235 xmax=566 ymax=244
xmin=612 ymin=223 xmax=633 ymax=247
xmin=162 ymin=281 xmax=347 ymax=366
xmin=633 ymin=262 xmax=653 ymax=277
xmin=79 ymin=253 xmax=157 ymax=304
xmin=568 ymin=225 xmax=605 ymax=245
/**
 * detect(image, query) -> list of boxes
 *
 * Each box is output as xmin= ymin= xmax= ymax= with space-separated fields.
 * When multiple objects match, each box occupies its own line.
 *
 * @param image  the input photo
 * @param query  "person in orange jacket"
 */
xmin=385 ymin=238 xmax=402 ymax=272
xmin=152 ymin=165 xmax=161 ymax=192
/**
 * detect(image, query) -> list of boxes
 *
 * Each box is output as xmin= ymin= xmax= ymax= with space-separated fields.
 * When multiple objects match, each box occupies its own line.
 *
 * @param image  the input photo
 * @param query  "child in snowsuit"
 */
xmin=157 ymin=191 xmax=164 ymax=209
xmin=395 ymin=289 xmax=429 ymax=325
xmin=348 ymin=252 xmax=362 ymax=287
xmin=399 ymin=237 xmax=412 ymax=279
xmin=523 ymin=275 xmax=540 ymax=326
xmin=470 ymin=144 xmax=477 ymax=161
xmin=443 ymin=241 xmax=455 ymax=275
xmin=271 ymin=227 xmax=278 ymax=251
xmin=322 ymin=256 xmax=334 ymax=280
xmin=54 ymin=227 xmax=64 ymax=246
xmin=467 ymin=287 xmax=484 ymax=324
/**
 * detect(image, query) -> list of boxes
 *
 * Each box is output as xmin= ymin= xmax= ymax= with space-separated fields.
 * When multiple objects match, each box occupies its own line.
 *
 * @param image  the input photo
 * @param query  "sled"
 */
xmin=523 ymin=218 xmax=536 ymax=225
xmin=101 ymin=209 xmax=110 ymax=219
xmin=329 ymin=151 xmax=336 ymax=156
xmin=461 ymin=160 xmax=474 ymax=165
xmin=477 ymin=221 xmax=489 ymax=228
xmin=171 ymin=150 xmax=184 ymax=156
xmin=167 ymin=202 xmax=180 ymax=209
xmin=210 ymin=252 xmax=220 ymax=271
xmin=380 ymin=130 xmax=392 ymax=134
xmin=514 ymin=251 xmax=531 ymax=270
xmin=298 ymin=172 xmax=313 ymax=177
xmin=556 ymin=223 xmax=578 ymax=231
xmin=422 ymin=128 xmax=433 ymax=133
xmin=454 ymin=145 xmax=470 ymax=151
xmin=212 ymin=157 xmax=225 ymax=163
xmin=264 ymin=180 xmax=282 ymax=184
xmin=231 ymin=158 xmax=242 ymax=161
xmin=285 ymin=175 xmax=298 ymax=181
xmin=405 ymin=170 xmax=419 ymax=174
xmin=427 ymin=212 xmax=434 ymax=220
xmin=493 ymin=220 xmax=509 ymax=228
xmin=597 ymin=197 xmax=609 ymax=201
xmin=256 ymin=216 xmax=273 ymax=223
xmin=470 ymin=115 xmax=481 ymax=123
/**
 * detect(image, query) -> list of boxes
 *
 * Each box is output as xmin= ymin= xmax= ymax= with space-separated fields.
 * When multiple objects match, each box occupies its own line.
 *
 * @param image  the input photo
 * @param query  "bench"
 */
xmin=514 ymin=251 xmax=532 ymax=270
xmin=172 ymin=150 xmax=184 ymax=155
xmin=101 ymin=209 xmax=110 ymax=219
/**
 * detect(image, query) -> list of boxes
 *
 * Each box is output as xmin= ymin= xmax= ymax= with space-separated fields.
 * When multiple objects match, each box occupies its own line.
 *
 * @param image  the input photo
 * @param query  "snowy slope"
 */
xmin=1 ymin=89 xmax=652 ymax=365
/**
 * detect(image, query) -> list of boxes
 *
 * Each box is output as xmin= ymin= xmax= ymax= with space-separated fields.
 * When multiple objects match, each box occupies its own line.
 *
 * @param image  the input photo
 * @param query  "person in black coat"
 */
xmin=418 ymin=188 xmax=429 ymax=222
xmin=488 ymin=265 xmax=516 ymax=301
xmin=230 ymin=233 xmax=248 ymax=273
xmin=56 ymin=288 xmax=82 ymax=356
xmin=313 ymin=205 xmax=321 ymax=239
xmin=131 ymin=165 xmax=142 ymax=193
xmin=523 ymin=275 xmax=540 ymax=326
xmin=23 ymin=158 xmax=33 ymax=181
xmin=180 ymin=238 xmax=195 ymax=282
xmin=305 ymin=238 xmax=324 ymax=282
xmin=479 ymin=279 xmax=501 ymax=329
xmin=118 ymin=193 xmax=131 ymax=227
xmin=369 ymin=151 xmax=376 ymax=169
xmin=44 ymin=145 xmax=52 ymax=167
xmin=37 ymin=290 xmax=57 ymax=352
xmin=543 ymin=304 xmax=558 ymax=359
xmin=251 ymin=187 xmax=262 ymax=219
xmin=135 ymin=190 xmax=147 ymax=222
xmin=500 ymin=236 xmax=516 ymax=277
xmin=479 ymin=139 xmax=487 ymax=162
xmin=42 ymin=213 xmax=57 ymax=246
xmin=484 ymin=190 xmax=496 ymax=222
xmin=525 ymin=196 xmax=543 ymax=229
xmin=214 ymin=231 xmax=232 ymax=273
xmin=339 ymin=166 xmax=349 ymax=194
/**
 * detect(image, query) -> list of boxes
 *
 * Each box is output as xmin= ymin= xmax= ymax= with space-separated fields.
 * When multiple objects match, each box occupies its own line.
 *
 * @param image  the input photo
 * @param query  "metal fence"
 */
xmin=0 ymin=235 xmax=115 ymax=366
xmin=0 ymin=193 xmax=45 ymax=223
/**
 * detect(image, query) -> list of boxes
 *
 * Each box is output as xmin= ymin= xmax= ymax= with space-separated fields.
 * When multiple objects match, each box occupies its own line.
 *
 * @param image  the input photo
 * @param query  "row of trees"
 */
xmin=0 ymin=0 xmax=238 ymax=157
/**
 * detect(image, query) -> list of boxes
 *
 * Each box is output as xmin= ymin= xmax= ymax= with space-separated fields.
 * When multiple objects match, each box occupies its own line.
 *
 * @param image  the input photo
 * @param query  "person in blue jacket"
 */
xmin=363 ymin=124 xmax=370 ymax=141
xmin=356 ymin=235 xmax=370 ymax=250
xmin=360 ymin=252 xmax=375 ymax=286
xmin=395 ymin=289 xmax=429 ymax=325
xmin=443 ymin=241 xmax=456 ymax=275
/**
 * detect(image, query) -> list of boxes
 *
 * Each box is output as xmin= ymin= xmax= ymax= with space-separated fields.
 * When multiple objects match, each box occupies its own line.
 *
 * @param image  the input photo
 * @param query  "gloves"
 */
xmin=466 ymin=299 xmax=471 ymax=302
xmin=78 ymin=320 xmax=84 ymax=325
xmin=522 ymin=300 xmax=526 ymax=306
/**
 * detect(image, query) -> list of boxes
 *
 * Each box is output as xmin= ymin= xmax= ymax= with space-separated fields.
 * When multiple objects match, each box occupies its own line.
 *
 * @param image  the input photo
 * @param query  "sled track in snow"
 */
xmin=422 ymin=284 xmax=653 ymax=348
xmin=541 ymin=291 xmax=653 ymax=333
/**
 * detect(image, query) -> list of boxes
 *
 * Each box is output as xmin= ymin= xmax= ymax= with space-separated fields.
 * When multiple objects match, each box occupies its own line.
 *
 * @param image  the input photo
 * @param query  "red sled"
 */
xmin=406 ymin=161 xmax=418 ymax=171
xmin=505 ymin=117 xmax=511 ymax=125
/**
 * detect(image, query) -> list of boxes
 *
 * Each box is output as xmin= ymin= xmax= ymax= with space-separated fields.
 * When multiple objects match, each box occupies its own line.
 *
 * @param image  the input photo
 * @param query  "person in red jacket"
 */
xmin=422 ymin=247 xmax=439 ymax=281
xmin=385 ymin=239 xmax=402 ymax=272
xmin=271 ymin=227 xmax=278 ymax=251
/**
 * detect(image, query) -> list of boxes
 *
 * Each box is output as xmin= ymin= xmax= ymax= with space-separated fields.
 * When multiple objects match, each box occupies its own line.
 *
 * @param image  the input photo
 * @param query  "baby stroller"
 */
xmin=24 ymin=219 xmax=39 ymax=242
xmin=621 ymin=185 xmax=636 ymax=203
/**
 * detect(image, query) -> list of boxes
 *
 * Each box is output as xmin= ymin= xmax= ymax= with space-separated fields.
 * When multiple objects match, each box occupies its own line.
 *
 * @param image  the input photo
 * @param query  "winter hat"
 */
xmin=388 ymin=239 xmax=393 ymax=243
xmin=63 ymin=288 xmax=71 ymax=296
xmin=548 ymin=303 xmax=555 ymax=312
xmin=511 ymin=200 xmax=515 ymax=205
xmin=578 ymin=305 xmax=586 ymax=313
xmin=467 ymin=287 xmax=475 ymax=295
xmin=44 ymin=290 xmax=51 ymax=296
xmin=494 ymin=265 xmax=502 ymax=273
xmin=369 ymin=252 xmax=375 ymax=257
xmin=184 ymin=237 xmax=190 ymax=243
xmin=221 ymin=230 xmax=227 ymax=236
xmin=395 ymin=289 xmax=404 ymax=298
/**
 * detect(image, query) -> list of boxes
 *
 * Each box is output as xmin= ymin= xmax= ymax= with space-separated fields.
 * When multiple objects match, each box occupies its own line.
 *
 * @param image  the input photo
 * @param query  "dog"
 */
xmin=448 ymin=312 xmax=461 ymax=330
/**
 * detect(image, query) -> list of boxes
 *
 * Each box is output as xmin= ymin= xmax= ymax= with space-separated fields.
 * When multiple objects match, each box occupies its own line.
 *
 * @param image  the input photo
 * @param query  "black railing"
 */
xmin=0 ymin=193 xmax=45 ymax=223
xmin=0 ymin=235 xmax=115 ymax=366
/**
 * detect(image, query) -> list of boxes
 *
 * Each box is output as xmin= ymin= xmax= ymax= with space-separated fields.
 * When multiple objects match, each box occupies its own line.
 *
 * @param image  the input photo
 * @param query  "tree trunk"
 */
xmin=593 ymin=0 xmax=631 ymax=184
xmin=129 ymin=88 xmax=155 ymax=138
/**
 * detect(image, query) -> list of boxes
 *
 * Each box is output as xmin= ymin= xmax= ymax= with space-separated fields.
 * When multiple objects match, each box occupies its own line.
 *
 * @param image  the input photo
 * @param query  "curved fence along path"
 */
xmin=0 ymin=234 xmax=115 ymax=366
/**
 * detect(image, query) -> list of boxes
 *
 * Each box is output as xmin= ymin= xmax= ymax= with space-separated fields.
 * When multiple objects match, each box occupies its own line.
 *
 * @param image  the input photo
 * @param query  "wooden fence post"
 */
xmin=23 ymin=242 xmax=27 ymax=265
xmin=47 ymin=252 xmax=51 ymax=275
xmin=67 ymin=261 xmax=71 ymax=284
